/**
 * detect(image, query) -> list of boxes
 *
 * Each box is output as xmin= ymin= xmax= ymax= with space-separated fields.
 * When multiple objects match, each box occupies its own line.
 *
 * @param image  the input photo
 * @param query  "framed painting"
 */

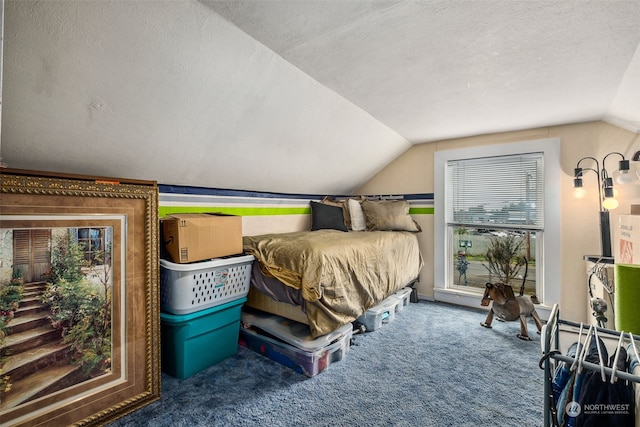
xmin=0 ymin=169 xmax=160 ymax=426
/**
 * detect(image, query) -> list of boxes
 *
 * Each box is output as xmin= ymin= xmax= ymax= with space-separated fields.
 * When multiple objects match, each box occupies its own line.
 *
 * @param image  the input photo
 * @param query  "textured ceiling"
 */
xmin=207 ymin=0 xmax=640 ymax=142
xmin=2 ymin=1 xmax=640 ymax=194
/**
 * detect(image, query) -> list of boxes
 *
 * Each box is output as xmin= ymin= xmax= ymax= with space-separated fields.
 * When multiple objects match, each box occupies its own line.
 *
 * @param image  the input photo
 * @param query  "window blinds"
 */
xmin=446 ymin=152 xmax=544 ymax=230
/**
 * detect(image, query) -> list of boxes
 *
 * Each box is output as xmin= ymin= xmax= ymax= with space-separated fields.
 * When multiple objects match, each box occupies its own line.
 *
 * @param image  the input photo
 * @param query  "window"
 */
xmin=434 ymin=138 xmax=561 ymax=313
xmin=446 ymin=153 xmax=543 ymax=295
xmin=77 ymin=227 xmax=107 ymax=264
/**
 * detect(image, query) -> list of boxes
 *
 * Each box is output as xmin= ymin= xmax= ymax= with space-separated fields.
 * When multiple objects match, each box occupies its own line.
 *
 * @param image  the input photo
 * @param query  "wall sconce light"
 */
xmin=573 ymin=152 xmax=633 ymax=258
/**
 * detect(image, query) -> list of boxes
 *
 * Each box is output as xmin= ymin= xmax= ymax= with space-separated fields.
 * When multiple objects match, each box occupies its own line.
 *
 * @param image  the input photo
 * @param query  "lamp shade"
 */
xmin=615 ymin=169 xmax=634 ymax=184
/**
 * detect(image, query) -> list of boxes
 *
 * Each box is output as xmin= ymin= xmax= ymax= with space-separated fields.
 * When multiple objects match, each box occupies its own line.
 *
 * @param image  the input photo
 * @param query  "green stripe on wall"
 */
xmin=159 ymin=205 xmax=435 ymax=217
xmin=410 ymin=207 xmax=434 ymax=215
xmin=159 ymin=206 xmax=310 ymax=217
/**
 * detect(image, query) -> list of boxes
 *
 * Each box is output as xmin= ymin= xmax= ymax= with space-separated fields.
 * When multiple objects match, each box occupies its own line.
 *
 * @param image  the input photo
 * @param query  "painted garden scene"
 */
xmin=0 ymin=225 xmax=114 ymax=411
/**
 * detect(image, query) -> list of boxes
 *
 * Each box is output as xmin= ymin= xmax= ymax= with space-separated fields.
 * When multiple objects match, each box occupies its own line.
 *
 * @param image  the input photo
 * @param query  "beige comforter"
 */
xmin=243 ymin=230 xmax=423 ymax=337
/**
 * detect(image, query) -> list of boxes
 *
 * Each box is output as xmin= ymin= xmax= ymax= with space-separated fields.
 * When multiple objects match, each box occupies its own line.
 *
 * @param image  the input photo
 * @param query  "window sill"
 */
xmin=433 ymin=288 xmax=553 ymax=321
xmin=434 ymin=287 xmax=485 ymax=308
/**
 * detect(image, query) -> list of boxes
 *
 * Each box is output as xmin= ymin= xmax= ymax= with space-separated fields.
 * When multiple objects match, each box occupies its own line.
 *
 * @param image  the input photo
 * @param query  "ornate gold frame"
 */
xmin=0 ymin=169 xmax=160 ymax=426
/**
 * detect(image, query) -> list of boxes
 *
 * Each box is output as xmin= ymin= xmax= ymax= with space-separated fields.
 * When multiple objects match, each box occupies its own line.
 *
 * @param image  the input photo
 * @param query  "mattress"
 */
xmin=243 ymin=229 xmax=423 ymax=337
xmin=246 ymin=286 xmax=309 ymax=325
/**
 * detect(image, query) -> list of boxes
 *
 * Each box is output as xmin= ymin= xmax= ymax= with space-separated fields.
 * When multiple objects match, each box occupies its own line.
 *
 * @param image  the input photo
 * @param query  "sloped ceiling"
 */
xmin=207 ymin=0 xmax=640 ymax=141
xmin=2 ymin=0 xmax=640 ymax=194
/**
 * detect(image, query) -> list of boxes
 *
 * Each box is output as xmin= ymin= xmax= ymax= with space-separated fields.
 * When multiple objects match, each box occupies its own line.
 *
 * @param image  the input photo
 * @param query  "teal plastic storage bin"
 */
xmin=160 ymin=297 xmax=246 ymax=379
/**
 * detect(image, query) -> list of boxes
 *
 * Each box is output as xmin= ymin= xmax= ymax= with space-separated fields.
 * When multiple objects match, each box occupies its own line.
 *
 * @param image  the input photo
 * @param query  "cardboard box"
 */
xmin=162 ymin=213 xmax=242 ymax=263
xmin=615 ymin=214 xmax=640 ymax=265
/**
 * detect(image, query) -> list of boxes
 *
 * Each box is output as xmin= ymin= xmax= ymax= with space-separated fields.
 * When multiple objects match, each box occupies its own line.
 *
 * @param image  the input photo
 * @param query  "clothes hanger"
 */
xmin=592 ymin=326 xmax=607 ymax=382
xmin=609 ymin=331 xmax=625 ymax=384
xmin=569 ymin=323 xmax=585 ymax=372
xmin=574 ymin=324 xmax=594 ymax=374
xmin=629 ymin=332 xmax=640 ymax=366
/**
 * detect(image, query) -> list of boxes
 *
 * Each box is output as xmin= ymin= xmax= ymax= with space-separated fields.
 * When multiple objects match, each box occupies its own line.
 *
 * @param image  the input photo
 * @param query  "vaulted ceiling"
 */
xmin=2 ymin=0 xmax=640 ymax=194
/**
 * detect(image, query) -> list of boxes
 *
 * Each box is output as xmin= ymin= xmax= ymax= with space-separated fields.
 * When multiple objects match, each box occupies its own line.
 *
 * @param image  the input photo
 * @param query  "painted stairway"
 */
xmin=0 ymin=282 xmax=81 ymax=411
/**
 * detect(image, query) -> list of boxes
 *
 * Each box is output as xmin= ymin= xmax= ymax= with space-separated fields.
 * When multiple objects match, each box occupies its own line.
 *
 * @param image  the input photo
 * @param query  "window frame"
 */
xmin=434 ymin=138 xmax=561 ymax=316
xmin=77 ymin=226 xmax=107 ymax=265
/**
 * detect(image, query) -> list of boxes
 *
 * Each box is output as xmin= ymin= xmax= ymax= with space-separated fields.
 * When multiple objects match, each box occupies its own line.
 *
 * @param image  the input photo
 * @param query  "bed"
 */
xmin=242 ymin=198 xmax=424 ymax=338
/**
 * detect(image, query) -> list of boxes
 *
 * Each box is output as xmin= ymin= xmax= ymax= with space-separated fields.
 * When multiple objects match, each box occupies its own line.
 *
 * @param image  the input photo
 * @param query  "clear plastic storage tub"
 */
xmin=391 ymin=287 xmax=412 ymax=312
xmin=241 ymin=310 xmax=352 ymax=352
xmin=239 ymin=312 xmax=353 ymax=377
xmin=355 ymin=296 xmax=399 ymax=332
xmin=160 ymin=254 xmax=254 ymax=315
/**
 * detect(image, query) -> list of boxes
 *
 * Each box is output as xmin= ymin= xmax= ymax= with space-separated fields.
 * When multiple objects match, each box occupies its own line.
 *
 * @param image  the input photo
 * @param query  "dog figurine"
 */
xmin=480 ymin=282 xmax=543 ymax=341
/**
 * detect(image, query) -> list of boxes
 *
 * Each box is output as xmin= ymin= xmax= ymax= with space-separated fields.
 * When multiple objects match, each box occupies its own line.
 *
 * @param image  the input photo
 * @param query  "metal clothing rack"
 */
xmin=540 ymin=304 xmax=640 ymax=427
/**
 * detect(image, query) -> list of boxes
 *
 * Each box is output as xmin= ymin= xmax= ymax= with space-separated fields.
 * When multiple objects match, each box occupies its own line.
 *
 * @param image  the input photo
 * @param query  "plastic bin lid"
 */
xmin=393 ymin=287 xmax=412 ymax=297
xmin=366 ymin=296 xmax=399 ymax=313
xmin=241 ymin=310 xmax=352 ymax=352
xmin=160 ymin=254 xmax=254 ymax=271
xmin=161 ymin=297 xmax=247 ymax=323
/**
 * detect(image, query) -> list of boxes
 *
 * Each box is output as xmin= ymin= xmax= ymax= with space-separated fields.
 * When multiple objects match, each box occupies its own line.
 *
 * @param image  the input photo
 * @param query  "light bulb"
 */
xmin=615 ymin=169 xmax=634 ymax=185
xmin=573 ymin=187 xmax=587 ymax=199
xmin=603 ymin=197 xmax=619 ymax=210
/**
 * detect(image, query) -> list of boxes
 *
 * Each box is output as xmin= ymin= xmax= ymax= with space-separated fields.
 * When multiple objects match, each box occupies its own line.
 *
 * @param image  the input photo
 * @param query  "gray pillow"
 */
xmin=310 ymin=201 xmax=348 ymax=231
xmin=321 ymin=196 xmax=351 ymax=230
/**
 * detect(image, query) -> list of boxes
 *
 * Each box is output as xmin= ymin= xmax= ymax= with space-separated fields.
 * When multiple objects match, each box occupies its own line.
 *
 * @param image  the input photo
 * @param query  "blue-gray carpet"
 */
xmin=110 ymin=300 xmax=545 ymax=426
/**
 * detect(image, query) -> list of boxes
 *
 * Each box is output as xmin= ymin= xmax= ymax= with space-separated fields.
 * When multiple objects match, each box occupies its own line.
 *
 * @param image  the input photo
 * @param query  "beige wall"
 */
xmin=356 ymin=121 xmax=640 ymax=323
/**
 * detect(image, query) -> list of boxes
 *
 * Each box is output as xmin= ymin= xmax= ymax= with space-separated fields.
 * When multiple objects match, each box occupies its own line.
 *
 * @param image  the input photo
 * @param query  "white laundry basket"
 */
xmin=160 ymin=254 xmax=254 ymax=315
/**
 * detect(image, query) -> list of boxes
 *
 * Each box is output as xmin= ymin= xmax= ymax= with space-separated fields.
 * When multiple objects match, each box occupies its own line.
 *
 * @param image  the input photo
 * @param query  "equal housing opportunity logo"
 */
xmin=566 ymin=401 xmax=631 ymax=417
